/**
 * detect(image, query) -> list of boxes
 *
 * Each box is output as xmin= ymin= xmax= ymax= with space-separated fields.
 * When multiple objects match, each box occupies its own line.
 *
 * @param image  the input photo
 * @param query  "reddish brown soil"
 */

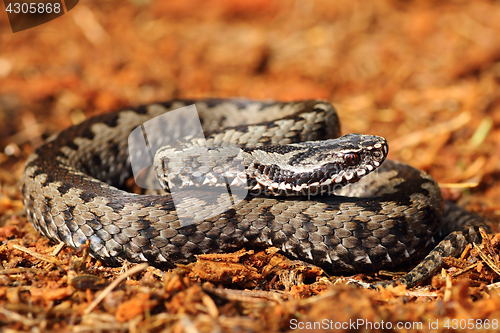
xmin=1 ymin=0 xmax=500 ymax=331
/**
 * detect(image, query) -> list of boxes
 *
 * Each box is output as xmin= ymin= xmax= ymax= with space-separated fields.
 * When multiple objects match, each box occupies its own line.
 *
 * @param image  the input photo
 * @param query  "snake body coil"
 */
xmin=21 ymin=100 xmax=487 ymax=287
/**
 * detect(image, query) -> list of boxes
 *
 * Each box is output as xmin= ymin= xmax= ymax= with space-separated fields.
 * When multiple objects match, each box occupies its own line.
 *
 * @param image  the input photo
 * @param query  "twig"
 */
xmin=469 ymin=117 xmax=493 ymax=148
xmin=83 ymin=263 xmax=149 ymax=315
xmin=443 ymin=273 xmax=452 ymax=302
xmin=438 ymin=182 xmax=479 ymax=189
xmin=460 ymin=243 xmax=472 ymax=260
xmin=51 ymin=242 xmax=66 ymax=257
xmin=0 ymin=267 xmax=42 ymax=275
xmin=451 ymin=263 xmax=478 ymax=278
xmin=473 ymin=243 xmax=500 ymax=277
xmin=207 ymin=287 xmax=284 ymax=303
xmin=12 ymin=244 xmax=63 ymax=266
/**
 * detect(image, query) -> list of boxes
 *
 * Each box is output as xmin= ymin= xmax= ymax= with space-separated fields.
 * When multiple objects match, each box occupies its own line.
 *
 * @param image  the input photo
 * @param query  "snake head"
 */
xmin=321 ymin=133 xmax=388 ymax=184
xmin=154 ymin=133 xmax=388 ymax=197
xmin=246 ymin=133 xmax=389 ymax=195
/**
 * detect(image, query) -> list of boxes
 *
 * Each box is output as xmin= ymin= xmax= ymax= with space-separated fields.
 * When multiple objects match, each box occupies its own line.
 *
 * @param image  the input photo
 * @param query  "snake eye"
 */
xmin=344 ymin=153 xmax=360 ymax=166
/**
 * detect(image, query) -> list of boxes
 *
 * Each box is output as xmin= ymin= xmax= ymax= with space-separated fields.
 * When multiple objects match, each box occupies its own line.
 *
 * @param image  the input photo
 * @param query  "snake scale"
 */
xmin=21 ymin=99 xmax=488 ymax=288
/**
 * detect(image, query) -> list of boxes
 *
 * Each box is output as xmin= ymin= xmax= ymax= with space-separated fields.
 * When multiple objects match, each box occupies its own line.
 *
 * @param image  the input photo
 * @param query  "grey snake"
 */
xmin=20 ymin=99 xmax=488 ymax=288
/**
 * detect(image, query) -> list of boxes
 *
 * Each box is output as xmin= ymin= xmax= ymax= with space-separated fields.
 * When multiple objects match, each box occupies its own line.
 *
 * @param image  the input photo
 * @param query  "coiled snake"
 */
xmin=21 ymin=99 xmax=488 ymax=287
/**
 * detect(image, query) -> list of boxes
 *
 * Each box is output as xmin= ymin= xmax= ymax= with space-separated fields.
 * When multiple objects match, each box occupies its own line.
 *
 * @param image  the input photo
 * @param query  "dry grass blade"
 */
xmin=0 ymin=267 xmax=42 ymax=274
xmin=451 ymin=263 xmax=479 ymax=278
xmin=51 ymin=241 xmax=66 ymax=256
xmin=473 ymin=243 xmax=500 ymax=277
xmin=0 ymin=307 xmax=40 ymax=326
xmin=73 ymin=313 xmax=130 ymax=333
xmin=11 ymin=244 xmax=63 ymax=266
xmin=208 ymin=288 xmax=284 ymax=303
xmin=390 ymin=112 xmax=470 ymax=152
xmin=84 ymin=263 xmax=149 ymax=315
xmin=403 ymin=290 xmax=438 ymax=297
xmin=443 ymin=274 xmax=453 ymax=302
xmin=439 ymin=182 xmax=479 ymax=189
xmin=469 ymin=117 xmax=493 ymax=148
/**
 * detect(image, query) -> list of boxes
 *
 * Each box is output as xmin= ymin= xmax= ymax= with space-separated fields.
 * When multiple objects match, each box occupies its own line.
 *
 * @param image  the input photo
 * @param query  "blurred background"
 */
xmin=0 ymin=0 xmax=499 ymax=224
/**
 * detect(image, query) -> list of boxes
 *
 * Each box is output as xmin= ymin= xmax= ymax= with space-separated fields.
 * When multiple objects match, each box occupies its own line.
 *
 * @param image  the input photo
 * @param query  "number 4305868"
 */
xmin=5 ymin=2 xmax=61 ymax=14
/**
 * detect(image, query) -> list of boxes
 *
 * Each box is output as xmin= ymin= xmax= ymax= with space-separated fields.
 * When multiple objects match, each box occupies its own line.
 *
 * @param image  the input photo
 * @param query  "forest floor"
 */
xmin=1 ymin=0 xmax=500 ymax=331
